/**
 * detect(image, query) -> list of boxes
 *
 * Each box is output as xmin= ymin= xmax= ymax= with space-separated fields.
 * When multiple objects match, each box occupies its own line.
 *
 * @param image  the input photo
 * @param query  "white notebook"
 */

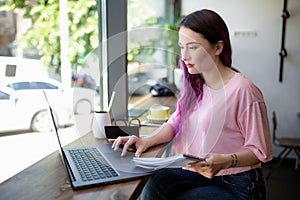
xmin=133 ymin=154 xmax=205 ymax=169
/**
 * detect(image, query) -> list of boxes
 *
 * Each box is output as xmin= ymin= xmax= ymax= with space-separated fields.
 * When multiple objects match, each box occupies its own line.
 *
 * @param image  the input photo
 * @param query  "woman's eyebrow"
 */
xmin=178 ymin=41 xmax=201 ymax=46
xmin=187 ymin=42 xmax=201 ymax=45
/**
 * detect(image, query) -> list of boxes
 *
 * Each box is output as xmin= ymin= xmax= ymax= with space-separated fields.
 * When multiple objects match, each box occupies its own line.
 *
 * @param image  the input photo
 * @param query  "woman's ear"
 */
xmin=215 ymin=40 xmax=224 ymax=55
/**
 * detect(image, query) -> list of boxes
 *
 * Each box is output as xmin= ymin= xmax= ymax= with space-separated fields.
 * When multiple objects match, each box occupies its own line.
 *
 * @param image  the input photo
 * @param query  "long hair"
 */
xmin=175 ymin=9 xmax=232 ymax=127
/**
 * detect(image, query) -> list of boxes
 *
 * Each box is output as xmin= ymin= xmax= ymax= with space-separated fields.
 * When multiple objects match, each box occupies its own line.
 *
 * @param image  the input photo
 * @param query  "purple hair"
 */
xmin=175 ymin=9 xmax=232 ymax=126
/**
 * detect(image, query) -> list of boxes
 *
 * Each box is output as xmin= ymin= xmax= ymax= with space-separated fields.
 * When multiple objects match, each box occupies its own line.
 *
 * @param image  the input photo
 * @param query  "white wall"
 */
xmin=182 ymin=0 xmax=300 ymax=157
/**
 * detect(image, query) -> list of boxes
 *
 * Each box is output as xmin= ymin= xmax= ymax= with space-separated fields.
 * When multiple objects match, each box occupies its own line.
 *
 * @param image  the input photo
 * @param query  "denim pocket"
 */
xmin=222 ymin=171 xmax=252 ymax=191
xmin=220 ymin=169 xmax=266 ymax=200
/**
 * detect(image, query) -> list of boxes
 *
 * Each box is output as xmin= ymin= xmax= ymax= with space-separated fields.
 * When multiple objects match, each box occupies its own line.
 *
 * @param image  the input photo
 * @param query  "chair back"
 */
xmin=272 ymin=111 xmax=278 ymax=145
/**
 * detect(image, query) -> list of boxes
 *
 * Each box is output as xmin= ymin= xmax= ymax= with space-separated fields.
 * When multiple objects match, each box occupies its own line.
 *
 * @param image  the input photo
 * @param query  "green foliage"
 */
xmin=4 ymin=0 xmax=98 ymax=73
xmin=2 ymin=0 xmax=181 ymax=73
xmin=127 ymin=0 xmax=182 ymax=66
xmin=127 ymin=15 xmax=182 ymax=66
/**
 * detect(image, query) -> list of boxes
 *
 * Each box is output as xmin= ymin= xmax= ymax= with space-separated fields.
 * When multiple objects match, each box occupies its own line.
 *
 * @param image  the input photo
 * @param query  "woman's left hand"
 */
xmin=183 ymin=153 xmax=230 ymax=179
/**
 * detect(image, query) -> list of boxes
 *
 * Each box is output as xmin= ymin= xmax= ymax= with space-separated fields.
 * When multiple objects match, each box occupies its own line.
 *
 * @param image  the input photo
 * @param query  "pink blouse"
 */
xmin=167 ymin=73 xmax=273 ymax=176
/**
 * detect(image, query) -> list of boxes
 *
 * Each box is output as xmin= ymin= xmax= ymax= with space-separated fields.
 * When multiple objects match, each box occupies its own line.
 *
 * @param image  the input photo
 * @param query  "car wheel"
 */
xmin=31 ymin=110 xmax=55 ymax=132
xmin=74 ymin=99 xmax=92 ymax=115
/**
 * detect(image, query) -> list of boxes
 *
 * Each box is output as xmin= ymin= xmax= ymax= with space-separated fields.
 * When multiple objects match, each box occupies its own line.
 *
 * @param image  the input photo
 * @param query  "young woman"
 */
xmin=110 ymin=9 xmax=272 ymax=200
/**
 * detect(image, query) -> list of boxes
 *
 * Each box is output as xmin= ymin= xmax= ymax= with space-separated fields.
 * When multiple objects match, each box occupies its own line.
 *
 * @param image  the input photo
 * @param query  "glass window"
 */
xmin=0 ymin=1 xmax=7 ymax=17
xmin=30 ymin=82 xmax=58 ymax=90
xmin=127 ymin=0 xmax=166 ymax=96
xmin=127 ymin=0 xmax=180 ymax=98
xmin=7 ymin=82 xmax=30 ymax=90
xmin=0 ymin=91 xmax=10 ymax=100
xmin=7 ymin=82 xmax=59 ymax=90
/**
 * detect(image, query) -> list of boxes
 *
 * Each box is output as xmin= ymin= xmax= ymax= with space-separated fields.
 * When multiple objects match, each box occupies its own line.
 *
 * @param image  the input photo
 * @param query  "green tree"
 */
xmin=3 ymin=0 xmax=98 ymax=73
xmin=1 ymin=0 xmax=181 ymax=74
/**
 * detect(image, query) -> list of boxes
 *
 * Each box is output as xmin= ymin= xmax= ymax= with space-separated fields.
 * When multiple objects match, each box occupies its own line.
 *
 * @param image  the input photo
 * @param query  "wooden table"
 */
xmin=129 ymin=94 xmax=177 ymax=115
xmin=0 ymin=95 xmax=177 ymax=200
xmin=0 ymin=129 xmax=165 ymax=200
xmin=128 ymin=94 xmax=177 ymax=126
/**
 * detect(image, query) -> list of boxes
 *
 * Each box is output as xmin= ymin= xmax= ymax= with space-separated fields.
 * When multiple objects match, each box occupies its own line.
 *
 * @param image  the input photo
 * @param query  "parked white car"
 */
xmin=0 ymin=78 xmax=96 ymax=132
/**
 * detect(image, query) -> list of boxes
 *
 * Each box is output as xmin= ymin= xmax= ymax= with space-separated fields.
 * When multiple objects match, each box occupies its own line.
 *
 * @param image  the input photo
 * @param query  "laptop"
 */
xmin=43 ymin=91 xmax=153 ymax=190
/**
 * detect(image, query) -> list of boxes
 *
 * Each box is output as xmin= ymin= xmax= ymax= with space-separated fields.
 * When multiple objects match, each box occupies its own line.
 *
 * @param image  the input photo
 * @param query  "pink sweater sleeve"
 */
xmin=167 ymin=106 xmax=180 ymax=133
xmin=239 ymin=101 xmax=273 ymax=163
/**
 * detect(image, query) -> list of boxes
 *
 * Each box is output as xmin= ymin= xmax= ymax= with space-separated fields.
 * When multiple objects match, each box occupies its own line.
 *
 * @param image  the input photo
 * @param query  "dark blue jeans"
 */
xmin=140 ymin=168 xmax=266 ymax=200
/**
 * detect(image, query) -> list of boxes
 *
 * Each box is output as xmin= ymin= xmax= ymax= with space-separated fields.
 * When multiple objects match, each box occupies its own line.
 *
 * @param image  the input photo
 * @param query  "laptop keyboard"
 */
xmin=68 ymin=147 xmax=119 ymax=181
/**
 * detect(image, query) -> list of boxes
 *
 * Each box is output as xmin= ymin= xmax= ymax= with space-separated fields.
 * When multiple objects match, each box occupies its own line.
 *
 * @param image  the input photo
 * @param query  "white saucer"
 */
xmin=147 ymin=115 xmax=169 ymax=123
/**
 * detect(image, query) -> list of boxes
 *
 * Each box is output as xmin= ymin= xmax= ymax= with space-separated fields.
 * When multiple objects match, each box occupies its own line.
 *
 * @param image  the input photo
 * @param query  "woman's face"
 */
xmin=178 ymin=27 xmax=217 ymax=74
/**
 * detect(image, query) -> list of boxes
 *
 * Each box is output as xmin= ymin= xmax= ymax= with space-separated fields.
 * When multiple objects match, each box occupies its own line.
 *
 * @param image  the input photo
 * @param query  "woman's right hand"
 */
xmin=108 ymin=135 xmax=149 ymax=157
